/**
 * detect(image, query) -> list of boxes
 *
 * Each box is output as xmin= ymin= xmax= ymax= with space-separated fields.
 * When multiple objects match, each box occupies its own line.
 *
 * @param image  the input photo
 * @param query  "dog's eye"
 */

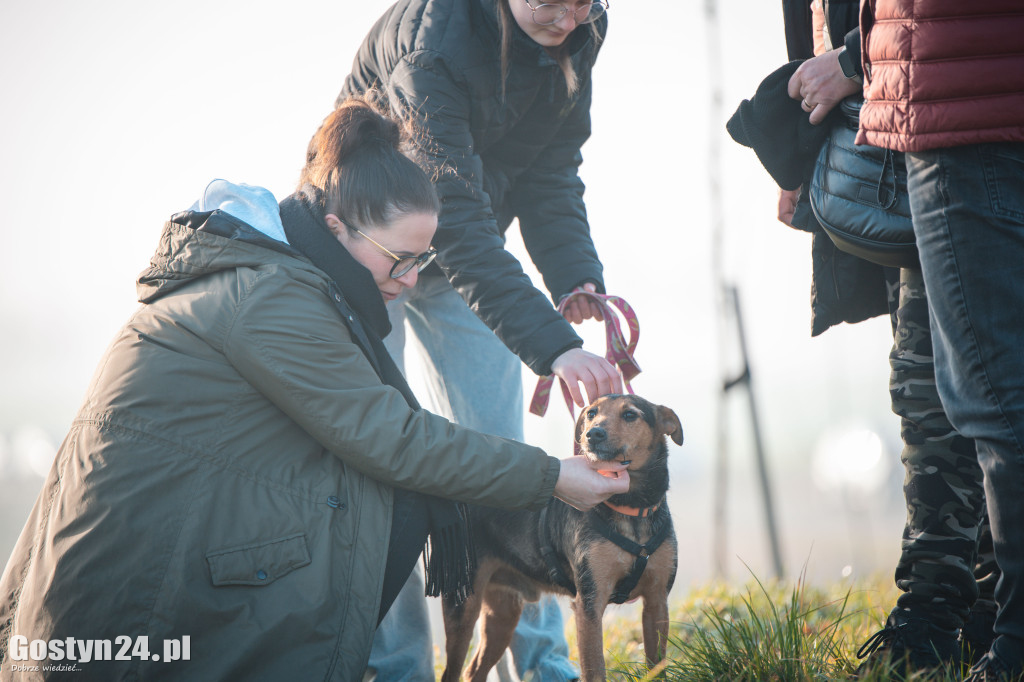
xmin=586 ymin=408 xmax=597 ymax=419
xmin=622 ymin=411 xmax=638 ymax=422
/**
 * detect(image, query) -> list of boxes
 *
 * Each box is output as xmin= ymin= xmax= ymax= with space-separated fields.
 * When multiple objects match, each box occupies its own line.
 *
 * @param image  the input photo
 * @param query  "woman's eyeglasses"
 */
xmin=352 ymin=226 xmax=437 ymax=279
xmin=523 ymin=0 xmax=608 ymax=26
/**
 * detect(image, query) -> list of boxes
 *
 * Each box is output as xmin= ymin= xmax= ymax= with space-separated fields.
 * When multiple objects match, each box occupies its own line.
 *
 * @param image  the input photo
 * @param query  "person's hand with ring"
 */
xmin=788 ymin=49 xmax=862 ymax=125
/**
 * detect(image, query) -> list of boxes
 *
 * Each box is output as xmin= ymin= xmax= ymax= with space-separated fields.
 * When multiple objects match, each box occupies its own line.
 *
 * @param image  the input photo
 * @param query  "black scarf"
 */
xmin=279 ymin=187 xmax=475 ymax=603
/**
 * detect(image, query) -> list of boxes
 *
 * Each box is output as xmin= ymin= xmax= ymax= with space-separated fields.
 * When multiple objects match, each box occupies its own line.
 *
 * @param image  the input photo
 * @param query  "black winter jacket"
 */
xmin=337 ymin=0 xmax=606 ymax=375
xmin=780 ymin=0 xmax=890 ymax=336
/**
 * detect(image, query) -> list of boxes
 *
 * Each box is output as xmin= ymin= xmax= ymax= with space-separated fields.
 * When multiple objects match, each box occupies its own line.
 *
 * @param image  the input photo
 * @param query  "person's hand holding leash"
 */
xmin=533 ymin=286 xmax=638 ymax=414
xmin=561 ymin=282 xmax=605 ymax=324
xmin=552 ymin=282 xmax=623 ymax=405
xmin=553 ymin=456 xmax=630 ymax=511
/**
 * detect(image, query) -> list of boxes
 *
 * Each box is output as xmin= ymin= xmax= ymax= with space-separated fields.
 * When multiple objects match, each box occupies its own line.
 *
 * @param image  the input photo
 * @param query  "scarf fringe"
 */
xmin=423 ymin=503 xmax=477 ymax=604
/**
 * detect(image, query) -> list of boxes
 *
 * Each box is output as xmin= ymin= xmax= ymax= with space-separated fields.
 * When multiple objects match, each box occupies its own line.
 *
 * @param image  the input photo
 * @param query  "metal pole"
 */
xmin=724 ymin=286 xmax=785 ymax=579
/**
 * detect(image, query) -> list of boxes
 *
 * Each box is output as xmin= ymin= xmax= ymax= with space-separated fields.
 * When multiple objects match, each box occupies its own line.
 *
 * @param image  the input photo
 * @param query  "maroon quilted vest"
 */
xmin=857 ymin=0 xmax=1024 ymax=152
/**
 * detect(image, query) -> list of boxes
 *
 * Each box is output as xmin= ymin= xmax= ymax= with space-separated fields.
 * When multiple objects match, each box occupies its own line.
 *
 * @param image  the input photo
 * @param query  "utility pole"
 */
xmin=704 ymin=0 xmax=730 ymax=578
xmin=722 ymin=287 xmax=785 ymax=580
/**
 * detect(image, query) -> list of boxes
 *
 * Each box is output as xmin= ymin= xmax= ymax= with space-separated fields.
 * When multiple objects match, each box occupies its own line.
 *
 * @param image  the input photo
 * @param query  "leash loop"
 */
xmin=529 ymin=288 xmax=642 ymax=420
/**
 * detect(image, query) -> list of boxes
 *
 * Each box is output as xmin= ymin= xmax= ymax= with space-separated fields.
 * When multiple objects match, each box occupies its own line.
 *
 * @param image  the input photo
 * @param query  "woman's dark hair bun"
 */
xmin=336 ymin=100 xmax=403 ymax=159
xmin=300 ymin=92 xmax=439 ymax=228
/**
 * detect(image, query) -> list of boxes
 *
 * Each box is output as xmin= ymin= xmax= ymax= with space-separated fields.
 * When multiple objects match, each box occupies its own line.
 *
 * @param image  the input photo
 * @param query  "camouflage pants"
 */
xmin=887 ymin=266 xmax=998 ymax=629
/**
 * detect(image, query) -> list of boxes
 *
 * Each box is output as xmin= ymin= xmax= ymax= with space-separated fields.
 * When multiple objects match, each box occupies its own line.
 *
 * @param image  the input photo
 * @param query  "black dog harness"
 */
xmin=539 ymin=504 xmax=672 ymax=605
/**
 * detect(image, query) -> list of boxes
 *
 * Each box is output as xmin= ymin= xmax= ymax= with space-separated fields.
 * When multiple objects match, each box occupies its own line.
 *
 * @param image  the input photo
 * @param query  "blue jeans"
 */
xmin=907 ymin=141 xmax=1024 ymax=667
xmin=367 ymin=276 xmax=578 ymax=681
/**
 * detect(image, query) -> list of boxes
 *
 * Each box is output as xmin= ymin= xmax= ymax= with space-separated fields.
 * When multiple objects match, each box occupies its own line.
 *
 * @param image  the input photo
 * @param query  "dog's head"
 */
xmin=574 ymin=394 xmax=683 ymax=469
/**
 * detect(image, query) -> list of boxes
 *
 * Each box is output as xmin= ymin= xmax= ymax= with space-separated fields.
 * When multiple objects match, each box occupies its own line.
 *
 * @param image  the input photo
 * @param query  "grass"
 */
xmin=436 ymin=571 xmax=1021 ymax=681
xmin=597 ymin=573 xmax=901 ymax=681
xmin=590 ymin=572 xmax=984 ymax=682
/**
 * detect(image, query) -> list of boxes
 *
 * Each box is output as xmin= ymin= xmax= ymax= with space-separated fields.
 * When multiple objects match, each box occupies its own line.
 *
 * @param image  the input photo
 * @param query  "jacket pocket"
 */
xmin=982 ymin=144 xmax=1024 ymax=222
xmin=206 ymin=532 xmax=311 ymax=586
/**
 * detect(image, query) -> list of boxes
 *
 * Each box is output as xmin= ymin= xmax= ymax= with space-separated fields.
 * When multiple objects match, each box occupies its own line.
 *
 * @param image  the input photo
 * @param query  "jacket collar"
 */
xmin=278 ymin=188 xmax=391 ymax=340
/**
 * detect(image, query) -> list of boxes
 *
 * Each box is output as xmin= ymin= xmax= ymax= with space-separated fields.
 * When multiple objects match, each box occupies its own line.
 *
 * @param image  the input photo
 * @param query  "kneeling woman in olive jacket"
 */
xmin=0 ymin=98 xmax=626 ymax=682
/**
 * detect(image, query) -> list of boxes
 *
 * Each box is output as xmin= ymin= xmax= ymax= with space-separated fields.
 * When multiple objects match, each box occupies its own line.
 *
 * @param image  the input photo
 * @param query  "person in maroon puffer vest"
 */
xmin=859 ymin=2 xmax=1024 ymax=680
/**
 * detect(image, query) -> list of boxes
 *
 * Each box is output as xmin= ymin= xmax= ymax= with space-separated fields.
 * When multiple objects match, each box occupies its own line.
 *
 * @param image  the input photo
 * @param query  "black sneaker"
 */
xmin=962 ymin=650 xmax=1024 ymax=681
xmin=960 ymin=604 xmax=997 ymax=667
xmin=855 ymin=608 xmax=959 ymax=680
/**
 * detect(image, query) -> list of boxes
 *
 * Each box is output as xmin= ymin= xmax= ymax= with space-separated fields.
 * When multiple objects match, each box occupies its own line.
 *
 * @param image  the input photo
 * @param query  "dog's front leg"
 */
xmin=572 ymin=594 xmax=609 ymax=681
xmin=641 ymin=596 xmax=670 ymax=673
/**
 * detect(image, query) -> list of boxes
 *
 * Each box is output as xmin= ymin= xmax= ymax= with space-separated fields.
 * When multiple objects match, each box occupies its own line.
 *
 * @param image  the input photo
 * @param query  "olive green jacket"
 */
xmin=0 ymin=210 xmax=558 ymax=681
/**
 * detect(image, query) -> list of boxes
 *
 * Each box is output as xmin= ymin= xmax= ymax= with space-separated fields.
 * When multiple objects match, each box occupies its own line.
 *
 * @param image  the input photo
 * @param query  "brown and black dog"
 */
xmin=441 ymin=394 xmax=683 ymax=682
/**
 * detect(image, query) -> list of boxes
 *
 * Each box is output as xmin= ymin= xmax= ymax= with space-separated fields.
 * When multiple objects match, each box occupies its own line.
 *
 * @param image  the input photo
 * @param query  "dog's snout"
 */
xmin=586 ymin=427 xmax=607 ymax=444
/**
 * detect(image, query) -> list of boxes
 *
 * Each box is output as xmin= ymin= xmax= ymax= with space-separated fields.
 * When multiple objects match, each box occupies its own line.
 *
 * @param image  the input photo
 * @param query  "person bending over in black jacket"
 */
xmin=337 ymin=0 xmax=618 ymax=680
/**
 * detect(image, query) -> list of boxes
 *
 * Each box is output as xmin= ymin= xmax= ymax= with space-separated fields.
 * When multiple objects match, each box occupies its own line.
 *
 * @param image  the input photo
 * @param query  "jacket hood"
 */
xmin=138 ymin=180 xmax=315 ymax=304
xmin=136 ymin=208 xmax=307 ymax=305
xmin=191 ymin=179 xmax=289 ymax=244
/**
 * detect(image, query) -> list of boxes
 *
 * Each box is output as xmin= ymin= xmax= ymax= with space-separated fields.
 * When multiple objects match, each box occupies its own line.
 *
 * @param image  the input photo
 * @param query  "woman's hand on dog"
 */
xmin=551 ymin=349 xmax=623 ymax=407
xmin=553 ymin=456 xmax=630 ymax=511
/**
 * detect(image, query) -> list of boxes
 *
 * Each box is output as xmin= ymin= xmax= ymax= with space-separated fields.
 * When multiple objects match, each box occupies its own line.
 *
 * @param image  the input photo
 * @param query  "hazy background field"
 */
xmin=0 ymin=0 xmax=904 ymax=607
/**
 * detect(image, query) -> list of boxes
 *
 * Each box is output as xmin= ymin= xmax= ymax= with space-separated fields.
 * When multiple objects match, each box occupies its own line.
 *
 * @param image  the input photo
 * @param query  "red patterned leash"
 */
xmin=529 ymin=288 xmax=642 ymax=421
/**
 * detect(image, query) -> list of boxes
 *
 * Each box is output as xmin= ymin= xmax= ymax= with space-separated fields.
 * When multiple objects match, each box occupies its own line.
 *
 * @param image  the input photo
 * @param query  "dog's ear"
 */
xmin=657 ymin=406 xmax=683 ymax=445
xmin=574 ymin=408 xmax=588 ymax=444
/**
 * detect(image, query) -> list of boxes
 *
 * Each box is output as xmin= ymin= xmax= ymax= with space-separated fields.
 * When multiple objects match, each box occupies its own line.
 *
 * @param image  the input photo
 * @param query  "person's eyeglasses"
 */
xmin=522 ymin=0 xmax=608 ymax=26
xmin=352 ymin=226 xmax=437 ymax=279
